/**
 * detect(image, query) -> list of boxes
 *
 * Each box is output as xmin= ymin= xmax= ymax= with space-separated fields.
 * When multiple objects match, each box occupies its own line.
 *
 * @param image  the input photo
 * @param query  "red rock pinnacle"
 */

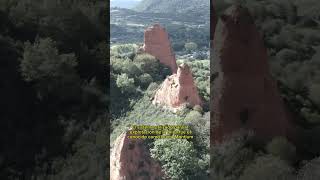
xmin=211 ymin=5 xmax=292 ymax=143
xmin=143 ymin=24 xmax=178 ymax=74
xmin=153 ymin=63 xmax=202 ymax=111
xmin=110 ymin=132 xmax=163 ymax=180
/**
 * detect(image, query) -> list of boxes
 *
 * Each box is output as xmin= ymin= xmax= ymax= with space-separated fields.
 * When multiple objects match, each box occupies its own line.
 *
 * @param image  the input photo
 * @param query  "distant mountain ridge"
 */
xmin=111 ymin=0 xmax=141 ymax=9
xmin=134 ymin=0 xmax=209 ymax=14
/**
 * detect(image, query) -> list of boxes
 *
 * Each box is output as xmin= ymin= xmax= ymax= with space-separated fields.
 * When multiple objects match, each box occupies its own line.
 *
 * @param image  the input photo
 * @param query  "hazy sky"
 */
xmin=110 ymin=0 xmax=142 ymax=8
xmin=111 ymin=0 xmax=141 ymax=1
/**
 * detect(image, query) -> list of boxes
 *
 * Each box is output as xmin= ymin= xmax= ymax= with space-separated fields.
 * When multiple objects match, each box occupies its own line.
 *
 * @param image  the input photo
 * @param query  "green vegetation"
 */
xmin=111 ymin=2 xmax=209 ymax=51
xmin=0 ymin=0 xmax=108 ymax=179
xmin=210 ymin=132 xmax=297 ymax=180
xmin=185 ymin=42 xmax=198 ymax=53
xmin=211 ymin=131 xmax=256 ymax=179
xmin=110 ymin=44 xmax=172 ymax=117
xmin=150 ymin=139 xmax=208 ymax=180
xmin=298 ymin=157 xmax=320 ymax=180
xmin=135 ymin=0 xmax=209 ymax=15
xmin=239 ymin=155 xmax=295 ymax=180
xmin=110 ymin=43 xmax=210 ymax=179
xmin=265 ymin=137 xmax=296 ymax=163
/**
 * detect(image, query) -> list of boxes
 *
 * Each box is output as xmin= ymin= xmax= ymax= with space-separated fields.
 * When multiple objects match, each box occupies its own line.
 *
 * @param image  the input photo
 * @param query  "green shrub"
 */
xmin=193 ymin=105 xmax=203 ymax=113
xmin=147 ymin=82 xmax=159 ymax=92
xmin=150 ymin=139 xmax=208 ymax=179
xmin=184 ymin=42 xmax=198 ymax=52
xmin=309 ymin=83 xmax=320 ymax=107
xmin=111 ymin=57 xmax=142 ymax=76
xmin=145 ymin=82 xmax=159 ymax=97
xmin=138 ymin=73 xmax=153 ymax=88
xmin=20 ymin=38 xmax=81 ymax=100
xmin=134 ymin=53 xmax=158 ymax=73
xmin=133 ymin=53 xmax=171 ymax=80
xmin=175 ymin=104 xmax=191 ymax=117
xmin=239 ymin=155 xmax=295 ymax=180
xmin=300 ymin=108 xmax=320 ymax=124
xmin=298 ymin=157 xmax=320 ymax=180
xmin=21 ymin=38 xmax=78 ymax=82
xmin=186 ymin=111 xmax=210 ymax=154
xmin=116 ymin=73 xmax=135 ymax=94
xmin=266 ymin=136 xmax=296 ymax=163
xmin=121 ymin=60 xmax=142 ymax=78
xmin=184 ymin=110 xmax=202 ymax=122
xmin=261 ymin=19 xmax=284 ymax=37
xmin=276 ymin=48 xmax=298 ymax=65
xmin=110 ymin=44 xmax=138 ymax=59
xmin=211 ymin=131 xmax=255 ymax=180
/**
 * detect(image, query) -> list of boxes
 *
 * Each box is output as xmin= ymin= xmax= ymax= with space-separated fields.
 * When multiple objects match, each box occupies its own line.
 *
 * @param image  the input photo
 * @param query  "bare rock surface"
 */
xmin=153 ymin=63 xmax=202 ymax=111
xmin=211 ymin=5 xmax=292 ymax=143
xmin=110 ymin=132 xmax=163 ymax=180
xmin=143 ymin=24 xmax=178 ymax=73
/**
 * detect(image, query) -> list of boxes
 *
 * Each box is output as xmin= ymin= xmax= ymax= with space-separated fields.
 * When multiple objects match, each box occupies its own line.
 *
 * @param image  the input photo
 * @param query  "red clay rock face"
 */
xmin=153 ymin=63 xmax=202 ymax=111
xmin=110 ymin=132 xmax=163 ymax=180
xmin=211 ymin=5 xmax=292 ymax=143
xmin=143 ymin=24 xmax=178 ymax=73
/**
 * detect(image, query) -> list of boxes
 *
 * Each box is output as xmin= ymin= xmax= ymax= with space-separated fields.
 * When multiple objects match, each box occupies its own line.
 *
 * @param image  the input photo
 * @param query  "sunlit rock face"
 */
xmin=110 ymin=132 xmax=163 ymax=180
xmin=143 ymin=24 xmax=178 ymax=74
xmin=211 ymin=5 xmax=292 ymax=143
xmin=153 ymin=63 xmax=202 ymax=111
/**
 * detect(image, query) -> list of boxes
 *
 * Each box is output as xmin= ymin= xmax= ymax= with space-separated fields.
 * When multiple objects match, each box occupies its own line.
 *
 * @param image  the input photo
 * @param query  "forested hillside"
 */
xmin=135 ymin=0 xmax=209 ymax=15
xmin=111 ymin=8 xmax=209 ymax=56
xmin=0 ymin=0 xmax=108 ymax=179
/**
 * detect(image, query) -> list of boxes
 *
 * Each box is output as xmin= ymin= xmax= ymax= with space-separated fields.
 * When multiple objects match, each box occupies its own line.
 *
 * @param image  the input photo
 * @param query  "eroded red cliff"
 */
xmin=110 ymin=132 xmax=163 ymax=180
xmin=143 ymin=24 xmax=178 ymax=73
xmin=211 ymin=5 xmax=292 ymax=143
xmin=153 ymin=63 xmax=202 ymax=111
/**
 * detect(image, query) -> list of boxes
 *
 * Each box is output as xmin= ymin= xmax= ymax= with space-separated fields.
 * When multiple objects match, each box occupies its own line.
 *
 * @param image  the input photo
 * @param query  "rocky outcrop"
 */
xmin=211 ymin=5 xmax=292 ymax=143
xmin=143 ymin=24 xmax=178 ymax=73
xmin=110 ymin=131 xmax=163 ymax=180
xmin=153 ymin=63 xmax=202 ymax=111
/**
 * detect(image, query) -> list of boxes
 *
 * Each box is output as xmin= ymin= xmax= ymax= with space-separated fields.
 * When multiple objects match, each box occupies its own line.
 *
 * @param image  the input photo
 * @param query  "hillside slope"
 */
xmin=135 ymin=0 xmax=209 ymax=14
xmin=111 ymin=0 xmax=140 ymax=9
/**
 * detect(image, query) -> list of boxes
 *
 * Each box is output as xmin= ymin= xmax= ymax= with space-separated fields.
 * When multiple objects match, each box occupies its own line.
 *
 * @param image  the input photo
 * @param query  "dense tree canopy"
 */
xmin=0 ymin=0 xmax=108 ymax=179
